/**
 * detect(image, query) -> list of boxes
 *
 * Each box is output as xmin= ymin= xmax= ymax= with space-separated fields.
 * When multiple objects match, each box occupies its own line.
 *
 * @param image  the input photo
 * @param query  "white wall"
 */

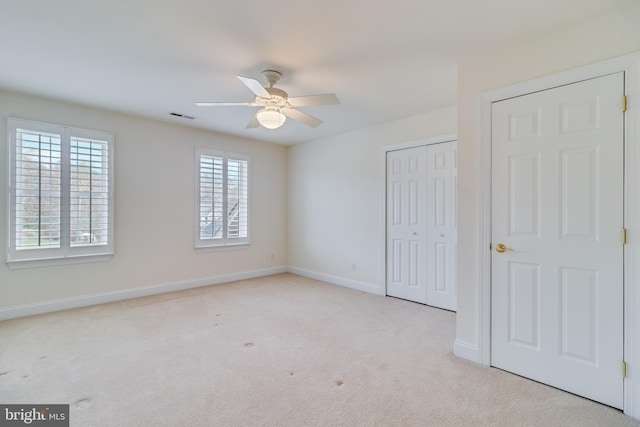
xmin=287 ymin=107 xmax=457 ymax=293
xmin=456 ymin=2 xmax=640 ymax=354
xmin=0 ymin=89 xmax=288 ymax=312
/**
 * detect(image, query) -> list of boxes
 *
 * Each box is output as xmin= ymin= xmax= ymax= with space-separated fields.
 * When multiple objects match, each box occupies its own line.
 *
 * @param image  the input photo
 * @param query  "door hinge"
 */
xmin=623 ymin=361 xmax=627 ymax=378
xmin=623 ymin=95 xmax=628 ymax=112
xmin=622 ymin=228 xmax=627 ymax=245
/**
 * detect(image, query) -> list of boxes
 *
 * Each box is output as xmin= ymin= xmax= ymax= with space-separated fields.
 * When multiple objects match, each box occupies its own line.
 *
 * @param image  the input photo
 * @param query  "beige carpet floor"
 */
xmin=0 ymin=273 xmax=637 ymax=426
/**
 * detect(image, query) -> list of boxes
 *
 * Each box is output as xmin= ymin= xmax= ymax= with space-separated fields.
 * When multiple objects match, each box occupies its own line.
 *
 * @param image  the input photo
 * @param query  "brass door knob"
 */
xmin=495 ymin=243 xmax=509 ymax=253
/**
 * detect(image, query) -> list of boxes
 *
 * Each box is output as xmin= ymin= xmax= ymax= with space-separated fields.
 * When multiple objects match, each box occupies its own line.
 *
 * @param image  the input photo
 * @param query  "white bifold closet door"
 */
xmin=426 ymin=142 xmax=457 ymax=311
xmin=386 ymin=141 xmax=457 ymax=310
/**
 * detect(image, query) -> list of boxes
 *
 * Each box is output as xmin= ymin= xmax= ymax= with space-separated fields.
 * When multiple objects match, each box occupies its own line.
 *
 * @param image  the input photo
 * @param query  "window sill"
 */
xmin=6 ymin=253 xmax=114 ymax=270
xmin=194 ymin=243 xmax=250 ymax=253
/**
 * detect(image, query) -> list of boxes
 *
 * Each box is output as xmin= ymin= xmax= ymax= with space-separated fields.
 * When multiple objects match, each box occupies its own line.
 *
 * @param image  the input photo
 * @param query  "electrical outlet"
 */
xmin=351 ymin=263 xmax=356 ymax=271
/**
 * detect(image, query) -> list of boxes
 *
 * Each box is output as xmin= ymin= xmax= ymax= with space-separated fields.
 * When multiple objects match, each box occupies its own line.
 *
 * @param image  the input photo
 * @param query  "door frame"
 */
xmin=380 ymin=134 xmax=457 ymax=299
xmin=477 ymin=51 xmax=640 ymax=417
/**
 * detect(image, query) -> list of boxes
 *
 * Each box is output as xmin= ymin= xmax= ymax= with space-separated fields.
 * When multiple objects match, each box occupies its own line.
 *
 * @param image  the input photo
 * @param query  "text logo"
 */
xmin=1 ymin=405 xmax=69 ymax=426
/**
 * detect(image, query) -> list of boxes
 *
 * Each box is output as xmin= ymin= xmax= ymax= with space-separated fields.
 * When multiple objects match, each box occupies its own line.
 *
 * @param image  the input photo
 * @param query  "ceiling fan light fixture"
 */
xmin=257 ymin=107 xmax=286 ymax=129
xmin=196 ymin=71 xmax=339 ymax=129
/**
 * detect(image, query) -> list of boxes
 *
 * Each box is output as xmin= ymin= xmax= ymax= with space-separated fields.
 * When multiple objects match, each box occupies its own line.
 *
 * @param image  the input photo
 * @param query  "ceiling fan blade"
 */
xmin=237 ymin=75 xmax=271 ymax=98
xmin=282 ymin=108 xmax=323 ymax=128
xmin=246 ymin=112 xmax=260 ymax=129
xmin=287 ymin=94 xmax=340 ymax=107
xmin=195 ymin=102 xmax=253 ymax=107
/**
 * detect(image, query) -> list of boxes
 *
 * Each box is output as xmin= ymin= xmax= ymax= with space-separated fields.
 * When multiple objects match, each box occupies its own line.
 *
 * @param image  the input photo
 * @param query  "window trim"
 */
xmin=6 ymin=117 xmax=115 ymax=269
xmin=195 ymin=148 xmax=250 ymax=249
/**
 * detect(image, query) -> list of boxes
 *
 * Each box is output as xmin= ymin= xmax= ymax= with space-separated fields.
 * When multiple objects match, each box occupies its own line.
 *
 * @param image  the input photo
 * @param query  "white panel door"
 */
xmin=491 ymin=73 xmax=624 ymax=408
xmin=386 ymin=146 xmax=428 ymax=303
xmin=426 ymin=141 xmax=457 ymax=311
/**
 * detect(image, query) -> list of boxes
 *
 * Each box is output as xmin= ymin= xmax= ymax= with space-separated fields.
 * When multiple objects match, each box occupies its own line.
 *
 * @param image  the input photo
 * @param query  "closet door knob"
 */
xmin=495 ymin=243 xmax=512 ymax=253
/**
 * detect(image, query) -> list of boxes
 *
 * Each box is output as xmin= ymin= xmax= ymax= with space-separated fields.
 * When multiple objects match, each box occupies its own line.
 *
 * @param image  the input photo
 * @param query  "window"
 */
xmin=7 ymin=118 xmax=114 ymax=268
xmin=196 ymin=148 xmax=249 ymax=248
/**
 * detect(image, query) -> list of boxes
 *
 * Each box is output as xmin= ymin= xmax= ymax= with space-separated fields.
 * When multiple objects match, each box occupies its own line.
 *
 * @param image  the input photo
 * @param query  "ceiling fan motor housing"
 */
xmin=264 ymin=87 xmax=288 ymax=100
xmin=259 ymin=71 xmax=289 ymax=107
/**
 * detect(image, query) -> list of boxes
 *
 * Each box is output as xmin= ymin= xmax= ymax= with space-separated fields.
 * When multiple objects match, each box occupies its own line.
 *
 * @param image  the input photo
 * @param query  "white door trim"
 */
xmin=380 ymin=133 xmax=457 ymax=299
xmin=476 ymin=51 xmax=640 ymax=418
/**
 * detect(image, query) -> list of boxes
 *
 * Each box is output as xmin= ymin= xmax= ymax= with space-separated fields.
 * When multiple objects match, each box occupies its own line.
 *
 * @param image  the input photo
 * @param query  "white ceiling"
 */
xmin=0 ymin=0 xmax=631 ymax=145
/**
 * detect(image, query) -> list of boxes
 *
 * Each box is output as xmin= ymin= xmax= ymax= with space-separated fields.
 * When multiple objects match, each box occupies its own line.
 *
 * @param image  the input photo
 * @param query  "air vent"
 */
xmin=170 ymin=112 xmax=194 ymax=120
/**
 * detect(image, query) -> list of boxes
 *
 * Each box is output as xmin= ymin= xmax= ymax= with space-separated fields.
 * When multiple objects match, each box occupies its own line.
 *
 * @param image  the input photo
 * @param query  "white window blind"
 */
xmin=70 ymin=137 xmax=110 ymax=247
xmin=14 ymin=128 xmax=62 ymax=250
xmin=196 ymin=149 xmax=249 ymax=248
xmin=8 ymin=118 xmax=114 ymax=268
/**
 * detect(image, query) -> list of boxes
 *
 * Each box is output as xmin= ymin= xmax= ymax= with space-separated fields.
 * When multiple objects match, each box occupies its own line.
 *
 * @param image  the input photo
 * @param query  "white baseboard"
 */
xmin=0 ymin=266 xmax=383 ymax=321
xmin=453 ymin=339 xmax=481 ymax=363
xmin=0 ymin=266 xmax=287 ymax=321
xmin=287 ymin=266 xmax=384 ymax=296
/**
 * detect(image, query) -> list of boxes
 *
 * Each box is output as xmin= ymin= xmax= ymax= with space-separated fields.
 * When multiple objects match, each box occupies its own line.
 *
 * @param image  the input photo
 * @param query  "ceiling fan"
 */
xmin=196 ymin=70 xmax=339 ymax=130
